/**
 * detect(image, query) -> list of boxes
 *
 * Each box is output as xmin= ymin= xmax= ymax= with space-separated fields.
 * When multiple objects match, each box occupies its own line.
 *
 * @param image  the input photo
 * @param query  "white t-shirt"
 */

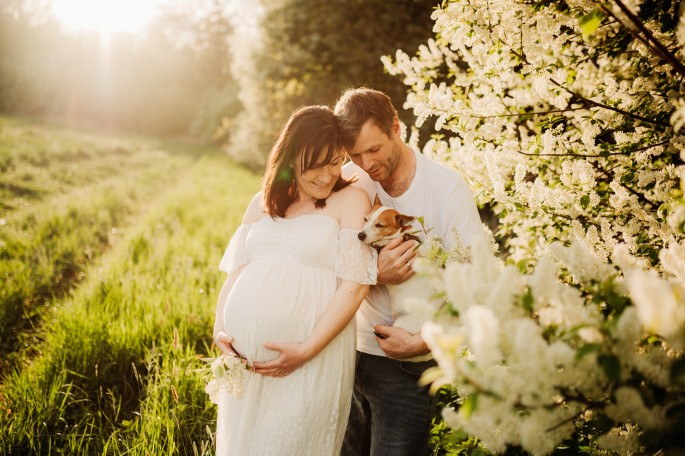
xmin=343 ymin=149 xmax=483 ymax=356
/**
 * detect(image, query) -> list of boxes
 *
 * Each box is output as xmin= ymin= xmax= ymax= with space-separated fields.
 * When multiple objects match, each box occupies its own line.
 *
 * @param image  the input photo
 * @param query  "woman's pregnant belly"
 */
xmin=223 ymin=259 xmax=334 ymax=363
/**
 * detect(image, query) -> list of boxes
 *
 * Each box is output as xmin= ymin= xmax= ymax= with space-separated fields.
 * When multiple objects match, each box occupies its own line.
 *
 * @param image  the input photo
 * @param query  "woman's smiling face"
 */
xmin=293 ymin=150 xmax=343 ymax=200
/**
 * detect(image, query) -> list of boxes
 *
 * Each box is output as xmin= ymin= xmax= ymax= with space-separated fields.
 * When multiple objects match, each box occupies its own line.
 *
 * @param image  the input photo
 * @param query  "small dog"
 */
xmin=357 ymin=195 xmax=421 ymax=249
xmin=358 ymin=195 xmax=440 ymax=362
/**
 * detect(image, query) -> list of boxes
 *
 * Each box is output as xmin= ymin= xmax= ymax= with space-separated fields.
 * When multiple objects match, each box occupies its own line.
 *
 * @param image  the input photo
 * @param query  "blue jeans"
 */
xmin=342 ymin=352 xmax=437 ymax=456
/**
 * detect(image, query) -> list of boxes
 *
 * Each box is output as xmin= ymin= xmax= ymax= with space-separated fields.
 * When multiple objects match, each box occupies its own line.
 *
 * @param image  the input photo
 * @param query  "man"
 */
xmin=335 ymin=88 xmax=483 ymax=456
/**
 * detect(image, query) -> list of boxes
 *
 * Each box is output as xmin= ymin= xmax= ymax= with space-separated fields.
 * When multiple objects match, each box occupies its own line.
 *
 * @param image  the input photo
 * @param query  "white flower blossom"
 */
xmin=625 ymin=269 xmax=685 ymax=340
xmin=203 ymin=354 xmax=249 ymax=403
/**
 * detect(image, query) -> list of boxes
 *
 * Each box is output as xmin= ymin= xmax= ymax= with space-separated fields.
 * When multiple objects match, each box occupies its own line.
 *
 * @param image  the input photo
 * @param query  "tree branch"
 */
xmin=549 ymin=78 xmax=671 ymax=127
xmin=545 ymin=410 xmax=585 ymax=433
xmin=589 ymin=159 xmax=661 ymax=212
xmin=516 ymin=139 xmax=670 ymax=157
xmin=465 ymin=107 xmax=587 ymax=119
xmin=595 ymin=0 xmax=685 ymax=77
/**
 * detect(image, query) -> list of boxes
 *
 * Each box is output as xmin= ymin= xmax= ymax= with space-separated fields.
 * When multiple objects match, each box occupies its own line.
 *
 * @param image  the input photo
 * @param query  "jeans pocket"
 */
xmin=398 ymin=359 xmax=436 ymax=378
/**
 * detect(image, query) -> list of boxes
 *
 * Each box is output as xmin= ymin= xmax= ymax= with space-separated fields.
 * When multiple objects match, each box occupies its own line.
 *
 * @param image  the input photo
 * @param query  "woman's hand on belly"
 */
xmin=252 ymin=341 xmax=312 ymax=378
xmin=214 ymin=331 xmax=248 ymax=362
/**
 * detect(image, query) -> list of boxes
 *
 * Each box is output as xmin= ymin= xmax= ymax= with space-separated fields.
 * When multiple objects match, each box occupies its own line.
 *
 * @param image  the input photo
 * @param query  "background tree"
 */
xmin=226 ymin=0 xmax=438 ymax=167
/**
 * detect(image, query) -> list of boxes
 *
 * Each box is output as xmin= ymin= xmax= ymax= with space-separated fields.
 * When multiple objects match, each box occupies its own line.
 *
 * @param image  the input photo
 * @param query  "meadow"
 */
xmin=0 ymin=116 xmax=260 ymax=454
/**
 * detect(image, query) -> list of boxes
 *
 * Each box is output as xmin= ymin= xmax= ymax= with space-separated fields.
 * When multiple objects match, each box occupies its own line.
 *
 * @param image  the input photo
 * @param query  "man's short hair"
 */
xmin=334 ymin=88 xmax=398 ymax=150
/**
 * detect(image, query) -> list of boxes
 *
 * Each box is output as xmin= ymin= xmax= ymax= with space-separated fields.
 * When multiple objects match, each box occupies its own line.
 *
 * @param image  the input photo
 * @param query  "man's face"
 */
xmin=347 ymin=119 xmax=402 ymax=182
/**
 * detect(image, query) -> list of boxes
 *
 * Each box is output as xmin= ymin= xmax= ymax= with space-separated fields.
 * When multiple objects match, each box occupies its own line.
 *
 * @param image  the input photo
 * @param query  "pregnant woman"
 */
xmin=211 ymin=105 xmax=377 ymax=456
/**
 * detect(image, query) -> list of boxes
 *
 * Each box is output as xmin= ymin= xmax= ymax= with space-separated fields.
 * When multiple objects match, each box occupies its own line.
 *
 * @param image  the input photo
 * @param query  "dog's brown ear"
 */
xmin=396 ymin=214 xmax=415 ymax=227
xmin=372 ymin=194 xmax=383 ymax=209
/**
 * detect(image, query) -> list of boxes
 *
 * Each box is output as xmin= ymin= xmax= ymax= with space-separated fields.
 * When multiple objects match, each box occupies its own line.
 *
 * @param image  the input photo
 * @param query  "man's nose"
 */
xmin=359 ymin=154 xmax=372 ymax=171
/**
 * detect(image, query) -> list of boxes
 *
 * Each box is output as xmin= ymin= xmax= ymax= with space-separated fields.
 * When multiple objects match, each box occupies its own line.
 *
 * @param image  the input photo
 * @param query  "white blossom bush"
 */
xmin=385 ymin=0 xmax=685 ymax=454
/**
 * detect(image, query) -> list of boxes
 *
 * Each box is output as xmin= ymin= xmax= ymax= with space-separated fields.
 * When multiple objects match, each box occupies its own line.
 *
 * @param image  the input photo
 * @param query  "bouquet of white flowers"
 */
xmin=201 ymin=353 xmax=250 ymax=403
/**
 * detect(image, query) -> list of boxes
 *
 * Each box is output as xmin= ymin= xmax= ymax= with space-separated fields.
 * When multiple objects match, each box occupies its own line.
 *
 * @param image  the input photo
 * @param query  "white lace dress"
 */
xmin=215 ymin=214 xmax=377 ymax=456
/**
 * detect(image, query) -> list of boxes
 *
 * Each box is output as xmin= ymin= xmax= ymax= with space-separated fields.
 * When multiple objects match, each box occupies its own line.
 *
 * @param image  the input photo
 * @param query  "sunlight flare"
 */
xmin=50 ymin=0 xmax=160 ymax=34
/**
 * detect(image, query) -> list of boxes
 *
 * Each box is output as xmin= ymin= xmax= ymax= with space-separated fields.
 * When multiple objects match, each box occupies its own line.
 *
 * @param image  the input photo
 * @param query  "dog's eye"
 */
xmin=375 ymin=223 xmax=383 ymax=228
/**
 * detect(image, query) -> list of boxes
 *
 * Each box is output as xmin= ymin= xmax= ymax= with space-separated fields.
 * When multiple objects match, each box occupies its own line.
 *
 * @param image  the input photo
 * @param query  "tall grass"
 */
xmin=0 ymin=119 xmax=260 ymax=454
xmin=0 ymin=116 xmax=171 ymax=210
xmin=0 ymin=117 xmax=200 ymax=375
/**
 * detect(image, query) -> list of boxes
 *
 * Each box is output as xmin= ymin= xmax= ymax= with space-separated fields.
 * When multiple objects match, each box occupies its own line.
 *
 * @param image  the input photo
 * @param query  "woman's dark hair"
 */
xmin=262 ymin=105 xmax=354 ymax=218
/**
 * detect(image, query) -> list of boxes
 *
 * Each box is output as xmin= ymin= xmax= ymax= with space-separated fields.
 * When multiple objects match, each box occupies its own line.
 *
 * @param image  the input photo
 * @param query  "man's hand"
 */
xmin=377 ymin=238 xmax=418 ymax=285
xmin=373 ymin=324 xmax=429 ymax=359
xmin=252 ymin=342 xmax=311 ymax=378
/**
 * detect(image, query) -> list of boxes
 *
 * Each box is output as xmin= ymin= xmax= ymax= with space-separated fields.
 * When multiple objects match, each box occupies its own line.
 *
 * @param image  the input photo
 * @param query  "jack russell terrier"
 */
xmin=357 ymin=195 xmax=440 ymax=362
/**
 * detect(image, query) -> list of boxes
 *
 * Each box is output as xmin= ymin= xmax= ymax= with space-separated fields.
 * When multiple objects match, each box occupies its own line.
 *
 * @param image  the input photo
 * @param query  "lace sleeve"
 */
xmin=335 ymin=229 xmax=378 ymax=285
xmin=218 ymin=224 xmax=252 ymax=275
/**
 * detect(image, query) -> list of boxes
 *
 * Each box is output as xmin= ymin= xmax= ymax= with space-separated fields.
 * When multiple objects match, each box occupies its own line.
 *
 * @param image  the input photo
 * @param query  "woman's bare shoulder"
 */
xmin=333 ymin=185 xmax=370 ymax=205
xmin=331 ymin=185 xmax=371 ymax=229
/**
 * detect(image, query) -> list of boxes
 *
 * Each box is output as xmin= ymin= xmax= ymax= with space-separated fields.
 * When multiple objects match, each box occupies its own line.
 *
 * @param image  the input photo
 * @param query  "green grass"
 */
xmin=0 ymin=117 xmax=260 ymax=455
xmin=0 ymin=115 xmax=203 ymax=376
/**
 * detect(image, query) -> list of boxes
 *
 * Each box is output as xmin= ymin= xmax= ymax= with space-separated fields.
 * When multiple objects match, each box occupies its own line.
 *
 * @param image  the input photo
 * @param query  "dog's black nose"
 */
xmin=358 ymin=232 xmax=366 ymax=241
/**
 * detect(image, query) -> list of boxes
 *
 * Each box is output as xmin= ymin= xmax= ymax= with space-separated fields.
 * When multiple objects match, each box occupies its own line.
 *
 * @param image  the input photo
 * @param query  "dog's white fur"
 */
xmin=358 ymin=197 xmax=441 ymax=362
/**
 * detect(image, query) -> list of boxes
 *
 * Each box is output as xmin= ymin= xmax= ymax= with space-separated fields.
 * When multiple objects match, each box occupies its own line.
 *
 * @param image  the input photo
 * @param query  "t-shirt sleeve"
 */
xmin=443 ymin=180 xmax=484 ymax=251
xmin=335 ymin=229 xmax=378 ymax=285
xmin=218 ymin=224 xmax=252 ymax=275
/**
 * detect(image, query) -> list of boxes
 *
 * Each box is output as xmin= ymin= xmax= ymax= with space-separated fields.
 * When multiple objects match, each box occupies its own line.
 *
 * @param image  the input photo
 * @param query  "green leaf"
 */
xmin=598 ymin=354 xmax=620 ymax=383
xmin=212 ymin=364 xmax=226 ymax=378
xmin=516 ymin=257 xmax=531 ymax=273
xmin=606 ymin=291 xmax=629 ymax=316
xmin=521 ymin=288 xmax=534 ymax=313
xmin=470 ymin=449 xmax=489 ymax=456
xmin=460 ymin=393 xmax=479 ymax=419
xmin=620 ymin=170 xmax=635 ymax=184
xmin=580 ymin=195 xmax=590 ymax=209
xmin=589 ymin=412 xmax=615 ymax=434
xmin=576 ymin=343 xmax=600 ymax=360
xmin=579 ymin=10 xmax=606 ymax=40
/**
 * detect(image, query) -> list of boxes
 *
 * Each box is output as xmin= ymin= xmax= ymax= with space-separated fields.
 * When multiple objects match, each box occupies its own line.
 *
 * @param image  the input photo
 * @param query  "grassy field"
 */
xmin=0 ymin=116 xmax=260 ymax=455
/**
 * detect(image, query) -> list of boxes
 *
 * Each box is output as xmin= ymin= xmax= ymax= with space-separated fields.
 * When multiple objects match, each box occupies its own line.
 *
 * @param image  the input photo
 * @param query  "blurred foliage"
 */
xmin=0 ymin=0 xmax=241 ymax=138
xmin=227 ymin=0 xmax=439 ymax=167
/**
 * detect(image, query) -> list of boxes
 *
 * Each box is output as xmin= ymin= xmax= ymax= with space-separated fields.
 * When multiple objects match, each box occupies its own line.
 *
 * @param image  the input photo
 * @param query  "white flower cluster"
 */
xmin=420 ymin=236 xmax=679 ymax=454
xmin=384 ymin=0 xmax=685 ymax=453
xmin=203 ymin=354 xmax=249 ymax=403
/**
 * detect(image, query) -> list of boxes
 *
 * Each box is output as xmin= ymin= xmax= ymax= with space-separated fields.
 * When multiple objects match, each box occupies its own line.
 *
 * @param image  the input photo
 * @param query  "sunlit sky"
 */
xmin=50 ymin=0 xmax=164 ymax=34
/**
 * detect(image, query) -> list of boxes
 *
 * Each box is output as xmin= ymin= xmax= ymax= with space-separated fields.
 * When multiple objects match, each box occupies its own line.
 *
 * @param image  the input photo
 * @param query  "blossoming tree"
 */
xmin=384 ymin=0 xmax=685 ymax=454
